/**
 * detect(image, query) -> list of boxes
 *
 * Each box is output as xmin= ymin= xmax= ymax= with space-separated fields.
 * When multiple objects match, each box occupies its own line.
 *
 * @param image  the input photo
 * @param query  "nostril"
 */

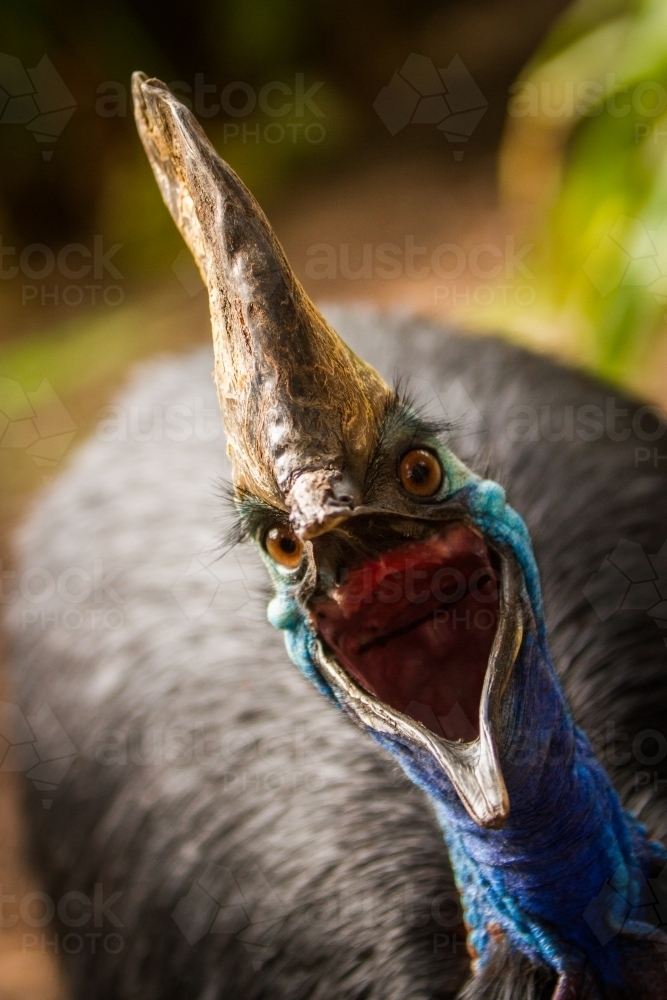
xmin=331 ymin=475 xmax=357 ymax=507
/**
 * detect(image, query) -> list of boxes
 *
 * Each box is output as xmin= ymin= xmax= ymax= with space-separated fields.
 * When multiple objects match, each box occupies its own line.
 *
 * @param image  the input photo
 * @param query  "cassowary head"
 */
xmin=133 ymin=75 xmax=667 ymax=998
xmin=133 ymin=71 xmax=526 ymax=831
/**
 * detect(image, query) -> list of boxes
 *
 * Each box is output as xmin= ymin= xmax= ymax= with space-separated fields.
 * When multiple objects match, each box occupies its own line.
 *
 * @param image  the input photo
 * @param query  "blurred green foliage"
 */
xmin=501 ymin=0 xmax=667 ymax=380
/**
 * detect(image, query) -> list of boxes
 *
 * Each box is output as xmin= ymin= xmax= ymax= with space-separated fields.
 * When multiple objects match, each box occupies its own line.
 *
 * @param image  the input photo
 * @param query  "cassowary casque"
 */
xmin=5 ymin=75 xmax=667 ymax=1000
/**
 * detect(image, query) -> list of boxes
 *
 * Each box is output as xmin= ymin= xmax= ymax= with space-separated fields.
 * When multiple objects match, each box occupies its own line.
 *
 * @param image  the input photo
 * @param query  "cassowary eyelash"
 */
xmin=393 ymin=379 xmax=451 ymax=430
xmin=363 ymin=385 xmax=451 ymax=499
xmin=218 ymin=482 xmax=288 ymax=549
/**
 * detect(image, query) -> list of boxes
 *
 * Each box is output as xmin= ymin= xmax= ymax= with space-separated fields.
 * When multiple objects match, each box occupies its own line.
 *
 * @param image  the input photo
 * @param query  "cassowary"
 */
xmin=5 ymin=74 xmax=667 ymax=1000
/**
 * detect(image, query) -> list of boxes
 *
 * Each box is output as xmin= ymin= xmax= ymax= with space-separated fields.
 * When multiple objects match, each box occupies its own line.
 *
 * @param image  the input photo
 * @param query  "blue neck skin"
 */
xmin=263 ymin=474 xmax=666 ymax=986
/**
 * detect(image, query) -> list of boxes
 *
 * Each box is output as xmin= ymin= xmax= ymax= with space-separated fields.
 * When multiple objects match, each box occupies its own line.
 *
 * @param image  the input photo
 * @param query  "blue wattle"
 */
xmin=262 ymin=474 xmax=666 ymax=984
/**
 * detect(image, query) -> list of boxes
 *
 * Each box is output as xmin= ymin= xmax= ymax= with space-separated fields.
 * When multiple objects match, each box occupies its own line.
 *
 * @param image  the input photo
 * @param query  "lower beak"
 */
xmin=311 ymin=549 xmax=524 ymax=829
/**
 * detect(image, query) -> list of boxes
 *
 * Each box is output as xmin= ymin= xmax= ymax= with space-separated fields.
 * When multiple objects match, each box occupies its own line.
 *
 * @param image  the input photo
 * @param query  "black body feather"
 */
xmin=5 ymin=308 xmax=667 ymax=998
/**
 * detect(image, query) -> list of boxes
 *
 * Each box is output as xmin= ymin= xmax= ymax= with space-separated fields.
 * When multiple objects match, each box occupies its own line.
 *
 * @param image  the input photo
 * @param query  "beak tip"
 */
xmin=476 ymin=807 xmax=509 ymax=830
xmin=294 ymin=506 xmax=355 ymax=541
xmin=288 ymin=470 xmax=360 ymax=540
xmin=132 ymin=73 xmax=180 ymax=131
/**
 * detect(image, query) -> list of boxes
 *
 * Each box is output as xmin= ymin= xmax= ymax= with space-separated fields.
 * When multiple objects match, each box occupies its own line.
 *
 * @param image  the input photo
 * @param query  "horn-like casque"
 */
xmin=132 ymin=73 xmax=391 ymax=538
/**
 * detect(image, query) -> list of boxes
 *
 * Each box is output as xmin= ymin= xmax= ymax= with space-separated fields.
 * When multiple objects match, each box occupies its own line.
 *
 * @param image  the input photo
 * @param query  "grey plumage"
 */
xmin=5 ymin=306 xmax=667 ymax=999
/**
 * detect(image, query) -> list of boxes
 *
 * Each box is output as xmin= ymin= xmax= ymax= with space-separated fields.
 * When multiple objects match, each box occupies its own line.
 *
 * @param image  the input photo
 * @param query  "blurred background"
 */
xmin=1 ymin=0 xmax=667 ymax=996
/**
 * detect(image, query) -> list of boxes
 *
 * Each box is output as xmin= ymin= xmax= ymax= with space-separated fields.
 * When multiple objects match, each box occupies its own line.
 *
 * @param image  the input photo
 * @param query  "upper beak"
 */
xmin=288 ymin=470 xmax=361 ymax=540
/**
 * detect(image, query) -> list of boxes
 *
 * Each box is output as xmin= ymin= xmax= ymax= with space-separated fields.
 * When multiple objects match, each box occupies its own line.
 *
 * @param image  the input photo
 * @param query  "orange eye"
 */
xmin=265 ymin=526 xmax=303 ymax=569
xmin=399 ymin=449 xmax=443 ymax=497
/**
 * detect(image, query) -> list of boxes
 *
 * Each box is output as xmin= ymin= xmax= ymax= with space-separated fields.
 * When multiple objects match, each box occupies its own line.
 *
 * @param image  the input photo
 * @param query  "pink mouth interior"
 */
xmin=312 ymin=523 xmax=499 ymax=742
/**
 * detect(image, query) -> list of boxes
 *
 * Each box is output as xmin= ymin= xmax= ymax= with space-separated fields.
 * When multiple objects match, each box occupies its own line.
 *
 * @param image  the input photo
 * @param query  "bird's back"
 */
xmin=5 ymin=307 xmax=667 ymax=1000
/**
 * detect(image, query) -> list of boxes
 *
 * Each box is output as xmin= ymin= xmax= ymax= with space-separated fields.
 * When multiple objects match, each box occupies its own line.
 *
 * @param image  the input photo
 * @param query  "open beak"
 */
xmin=306 ymin=520 xmax=524 ymax=829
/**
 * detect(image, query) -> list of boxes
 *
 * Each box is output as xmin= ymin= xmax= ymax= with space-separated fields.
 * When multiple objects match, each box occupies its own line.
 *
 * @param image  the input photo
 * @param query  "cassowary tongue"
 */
xmin=312 ymin=523 xmax=499 ymax=742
